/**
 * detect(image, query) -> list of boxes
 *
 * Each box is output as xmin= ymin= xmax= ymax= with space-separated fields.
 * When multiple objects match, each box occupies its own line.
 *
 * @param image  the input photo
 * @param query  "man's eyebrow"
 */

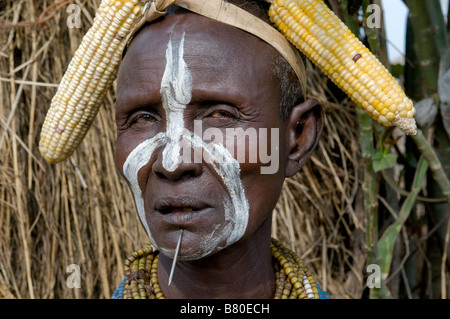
xmin=116 ymin=90 xmax=162 ymax=111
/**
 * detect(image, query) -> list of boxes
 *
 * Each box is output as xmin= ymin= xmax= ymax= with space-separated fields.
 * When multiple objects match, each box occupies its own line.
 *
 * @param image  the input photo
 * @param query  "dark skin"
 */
xmin=115 ymin=12 xmax=323 ymax=299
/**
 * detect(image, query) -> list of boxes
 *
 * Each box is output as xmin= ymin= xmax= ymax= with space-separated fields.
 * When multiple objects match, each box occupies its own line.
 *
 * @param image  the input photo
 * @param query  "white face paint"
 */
xmin=123 ymin=133 xmax=167 ymax=240
xmin=123 ymin=33 xmax=249 ymax=260
xmin=160 ymin=34 xmax=192 ymax=172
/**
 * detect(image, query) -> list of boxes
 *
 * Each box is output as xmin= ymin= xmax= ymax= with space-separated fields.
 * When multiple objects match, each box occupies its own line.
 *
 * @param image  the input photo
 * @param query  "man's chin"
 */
xmin=156 ymin=234 xmax=232 ymax=261
xmin=158 ymin=243 xmax=219 ymax=261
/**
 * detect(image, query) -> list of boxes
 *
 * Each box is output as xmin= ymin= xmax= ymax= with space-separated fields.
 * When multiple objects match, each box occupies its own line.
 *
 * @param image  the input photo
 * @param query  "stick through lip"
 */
xmin=168 ymin=228 xmax=184 ymax=286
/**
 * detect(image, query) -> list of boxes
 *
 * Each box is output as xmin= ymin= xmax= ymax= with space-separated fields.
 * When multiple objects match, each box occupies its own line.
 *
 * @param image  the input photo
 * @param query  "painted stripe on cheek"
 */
xmin=123 ymin=133 xmax=167 ymax=241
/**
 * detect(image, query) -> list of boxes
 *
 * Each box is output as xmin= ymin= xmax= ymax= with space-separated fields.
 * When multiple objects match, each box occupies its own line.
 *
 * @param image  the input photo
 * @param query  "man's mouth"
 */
xmin=159 ymin=207 xmax=196 ymax=214
xmin=155 ymin=196 xmax=209 ymax=215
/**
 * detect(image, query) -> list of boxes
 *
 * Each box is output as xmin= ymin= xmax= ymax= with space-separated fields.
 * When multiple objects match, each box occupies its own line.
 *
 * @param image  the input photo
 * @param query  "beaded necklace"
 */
xmin=122 ymin=238 xmax=320 ymax=299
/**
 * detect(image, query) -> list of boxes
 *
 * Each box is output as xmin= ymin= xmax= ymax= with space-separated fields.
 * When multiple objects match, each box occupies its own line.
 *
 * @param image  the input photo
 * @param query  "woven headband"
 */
xmin=39 ymin=0 xmax=417 ymax=163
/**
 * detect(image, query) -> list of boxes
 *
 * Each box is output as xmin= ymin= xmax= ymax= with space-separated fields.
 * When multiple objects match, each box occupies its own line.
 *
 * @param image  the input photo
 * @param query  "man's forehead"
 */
xmin=123 ymin=11 xmax=275 ymax=66
xmin=118 ymin=11 xmax=277 ymax=95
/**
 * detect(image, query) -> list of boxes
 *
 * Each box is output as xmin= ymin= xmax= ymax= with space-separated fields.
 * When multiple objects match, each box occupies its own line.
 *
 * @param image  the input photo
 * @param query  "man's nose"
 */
xmin=152 ymin=143 xmax=203 ymax=181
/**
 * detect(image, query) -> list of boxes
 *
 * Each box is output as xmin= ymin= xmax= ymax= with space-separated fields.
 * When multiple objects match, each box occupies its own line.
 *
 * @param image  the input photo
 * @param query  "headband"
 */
xmin=127 ymin=0 xmax=306 ymax=89
xmin=39 ymin=0 xmax=417 ymax=163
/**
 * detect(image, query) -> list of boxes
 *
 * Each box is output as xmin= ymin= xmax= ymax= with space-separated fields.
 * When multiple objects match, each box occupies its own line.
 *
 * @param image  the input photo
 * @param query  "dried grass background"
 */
xmin=1 ymin=0 xmax=443 ymax=299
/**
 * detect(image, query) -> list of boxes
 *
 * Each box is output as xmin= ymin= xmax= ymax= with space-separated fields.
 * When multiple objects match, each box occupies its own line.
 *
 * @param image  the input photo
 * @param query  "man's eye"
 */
xmin=131 ymin=113 xmax=158 ymax=126
xmin=208 ymin=110 xmax=235 ymax=119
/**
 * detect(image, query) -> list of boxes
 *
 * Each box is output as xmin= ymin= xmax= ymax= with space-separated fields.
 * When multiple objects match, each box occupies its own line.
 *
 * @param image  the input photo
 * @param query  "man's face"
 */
xmin=115 ymin=12 xmax=290 ymax=260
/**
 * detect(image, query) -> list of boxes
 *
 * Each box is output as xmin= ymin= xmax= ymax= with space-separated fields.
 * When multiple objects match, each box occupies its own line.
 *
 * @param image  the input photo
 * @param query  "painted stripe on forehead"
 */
xmin=161 ymin=32 xmax=192 ymax=106
xmin=161 ymin=32 xmax=193 ymax=172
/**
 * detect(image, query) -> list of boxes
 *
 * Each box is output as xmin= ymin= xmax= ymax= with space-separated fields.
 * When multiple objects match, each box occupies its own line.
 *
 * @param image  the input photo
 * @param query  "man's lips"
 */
xmin=155 ymin=196 xmax=209 ymax=212
xmin=154 ymin=196 xmax=210 ymax=216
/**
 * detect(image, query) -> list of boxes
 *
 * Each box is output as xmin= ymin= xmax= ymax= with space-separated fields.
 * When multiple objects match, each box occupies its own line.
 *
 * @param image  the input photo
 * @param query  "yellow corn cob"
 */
xmin=268 ymin=0 xmax=417 ymax=135
xmin=39 ymin=0 xmax=143 ymax=163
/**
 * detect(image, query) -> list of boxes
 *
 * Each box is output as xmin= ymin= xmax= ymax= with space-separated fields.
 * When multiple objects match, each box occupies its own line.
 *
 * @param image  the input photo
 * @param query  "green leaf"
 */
xmin=376 ymin=157 xmax=429 ymax=280
xmin=378 ymin=222 xmax=401 ymax=274
xmin=390 ymin=64 xmax=405 ymax=79
xmin=372 ymin=152 xmax=398 ymax=172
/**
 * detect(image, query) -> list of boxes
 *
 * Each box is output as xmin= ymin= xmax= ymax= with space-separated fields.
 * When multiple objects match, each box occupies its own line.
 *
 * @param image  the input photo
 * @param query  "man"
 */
xmin=112 ymin=0 xmax=327 ymax=299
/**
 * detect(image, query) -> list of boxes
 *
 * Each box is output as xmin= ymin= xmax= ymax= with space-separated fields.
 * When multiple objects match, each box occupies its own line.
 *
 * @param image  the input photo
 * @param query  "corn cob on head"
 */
xmin=39 ymin=0 xmax=144 ymax=163
xmin=267 ymin=0 xmax=417 ymax=135
xmin=39 ymin=0 xmax=417 ymax=164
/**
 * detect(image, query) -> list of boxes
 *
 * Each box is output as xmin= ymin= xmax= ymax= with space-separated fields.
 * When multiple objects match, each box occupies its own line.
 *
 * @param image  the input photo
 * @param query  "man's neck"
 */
xmin=157 ymin=224 xmax=275 ymax=299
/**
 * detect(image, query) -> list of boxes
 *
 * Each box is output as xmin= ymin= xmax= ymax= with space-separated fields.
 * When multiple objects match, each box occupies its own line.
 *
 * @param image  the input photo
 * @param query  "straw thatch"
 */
xmin=0 ymin=0 xmax=430 ymax=299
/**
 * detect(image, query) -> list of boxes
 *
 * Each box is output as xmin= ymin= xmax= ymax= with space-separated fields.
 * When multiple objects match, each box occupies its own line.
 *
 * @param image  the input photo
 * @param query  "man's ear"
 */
xmin=285 ymin=98 xmax=323 ymax=177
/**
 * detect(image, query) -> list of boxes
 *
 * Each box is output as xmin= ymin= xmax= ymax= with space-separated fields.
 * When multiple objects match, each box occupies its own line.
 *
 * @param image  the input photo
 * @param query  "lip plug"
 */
xmin=168 ymin=228 xmax=184 ymax=286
